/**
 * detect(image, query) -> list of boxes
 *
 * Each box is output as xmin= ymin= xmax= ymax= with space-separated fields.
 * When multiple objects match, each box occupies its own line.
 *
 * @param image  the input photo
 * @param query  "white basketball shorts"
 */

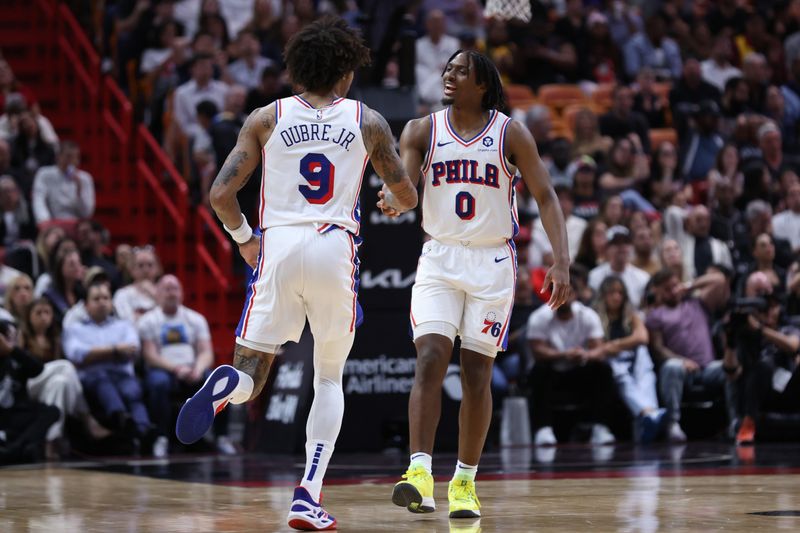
xmin=235 ymin=224 xmax=362 ymax=347
xmin=410 ymin=238 xmax=517 ymax=354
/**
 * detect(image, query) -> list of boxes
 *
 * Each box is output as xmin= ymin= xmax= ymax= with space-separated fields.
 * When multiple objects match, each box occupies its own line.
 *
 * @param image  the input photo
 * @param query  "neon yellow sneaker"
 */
xmin=448 ymin=476 xmax=481 ymax=518
xmin=392 ymin=465 xmax=435 ymax=513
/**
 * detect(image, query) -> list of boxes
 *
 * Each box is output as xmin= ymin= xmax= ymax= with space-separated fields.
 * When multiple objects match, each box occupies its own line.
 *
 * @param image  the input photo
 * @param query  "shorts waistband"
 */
xmin=433 ymin=237 xmax=508 ymax=248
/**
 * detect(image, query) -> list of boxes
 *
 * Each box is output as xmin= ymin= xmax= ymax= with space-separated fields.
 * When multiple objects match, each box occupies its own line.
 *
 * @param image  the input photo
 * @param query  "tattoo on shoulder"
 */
xmin=362 ymin=108 xmax=405 ymax=185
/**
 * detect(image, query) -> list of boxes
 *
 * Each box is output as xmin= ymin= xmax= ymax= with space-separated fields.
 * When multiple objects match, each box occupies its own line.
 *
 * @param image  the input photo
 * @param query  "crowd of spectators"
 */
xmin=4 ymin=0 xmax=800 ymax=461
xmin=92 ymin=0 xmax=800 ymax=446
xmin=0 ymin=56 xmax=231 ymax=463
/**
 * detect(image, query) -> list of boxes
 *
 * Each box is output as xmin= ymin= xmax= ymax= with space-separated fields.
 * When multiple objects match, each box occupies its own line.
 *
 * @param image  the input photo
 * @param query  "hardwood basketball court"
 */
xmin=2 ymin=443 xmax=800 ymax=531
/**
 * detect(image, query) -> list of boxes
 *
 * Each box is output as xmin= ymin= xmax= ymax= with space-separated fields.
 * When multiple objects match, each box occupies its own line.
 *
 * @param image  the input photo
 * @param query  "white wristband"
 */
xmin=223 ymin=214 xmax=253 ymax=244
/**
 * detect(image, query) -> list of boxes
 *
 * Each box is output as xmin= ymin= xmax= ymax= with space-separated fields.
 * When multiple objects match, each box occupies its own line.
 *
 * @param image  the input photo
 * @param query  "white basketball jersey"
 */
xmin=421 ymin=108 xmax=519 ymax=245
xmin=259 ymin=96 xmax=368 ymax=234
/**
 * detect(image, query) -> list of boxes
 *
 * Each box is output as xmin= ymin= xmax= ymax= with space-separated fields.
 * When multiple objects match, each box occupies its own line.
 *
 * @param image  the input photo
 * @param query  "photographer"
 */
xmin=0 ymin=319 xmax=59 ymax=464
xmin=731 ymin=278 xmax=800 ymax=444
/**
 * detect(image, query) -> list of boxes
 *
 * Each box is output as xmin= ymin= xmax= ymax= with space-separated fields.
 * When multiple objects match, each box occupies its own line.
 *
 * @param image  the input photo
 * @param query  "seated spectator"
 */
xmin=623 ymin=12 xmax=682 ymax=81
xmin=515 ymin=15 xmax=578 ymax=89
xmin=524 ymin=105 xmax=553 ymax=160
xmin=665 ymin=204 xmax=733 ymax=281
xmin=646 ymin=268 xmax=735 ymax=442
xmin=0 ymin=319 xmax=59 ymax=464
xmin=570 ymin=156 xmax=601 ymax=221
xmin=776 ymin=168 xmax=800 ymax=213
xmin=631 ymin=225 xmax=661 ymax=276
xmin=493 ymin=269 xmax=538 ymax=396
xmin=579 ymin=11 xmax=623 ymax=84
xmin=647 ymin=141 xmax=681 ymax=210
xmin=4 ymin=273 xmax=33 ymax=323
xmin=0 ymin=262 xmax=25 ymax=303
xmin=0 ymin=58 xmax=38 ymax=113
xmin=599 ymin=136 xmax=650 ymax=198
xmin=31 ymin=141 xmax=95 ymax=225
xmin=678 ymin=100 xmax=724 ymax=184
xmin=63 ymin=281 xmax=155 ymax=450
xmin=709 ymin=177 xmax=744 ymax=247
xmin=0 ymin=93 xmax=58 ymax=147
xmin=172 ymin=54 xmax=229 ymax=137
xmin=9 ymin=111 xmax=56 ymax=196
xmin=592 ymin=276 xmax=665 ymax=443
xmin=543 ymin=138 xmax=573 ymax=187
xmin=533 ymin=185 xmax=585 ymax=263
xmin=115 ymin=243 xmax=135 ymax=286
xmin=574 ymin=217 xmax=607 ymax=271
xmin=670 ymin=57 xmax=722 ymax=132
xmin=415 ymin=9 xmax=459 ymax=111
xmin=599 ymin=194 xmax=625 ymax=228
xmin=701 ymin=35 xmax=742 ymax=92
xmin=588 ymin=226 xmax=651 ymax=308
xmin=34 ymin=237 xmax=78 ymax=300
xmin=788 ymin=260 xmax=800 ymax=317
xmin=33 ymin=225 xmax=66 ymax=287
xmin=75 ymin=219 xmax=122 ymax=290
xmin=0 ymin=176 xmax=37 ymax=275
xmin=21 ymin=297 xmax=110 ymax=458
xmin=244 ymin=65 xmax=291 ymax=114
xmin=742 ymin=52 xmax=769 ymax=112
xmin=765 ymin=85 xmax=798 ymax=148
xmin=740 ymin=233 xmax=786 ymax=296
xmin=707 ymin=143 xmax=744 ymax=198
xmin=772 ymin=183 xmax=800 ymax=255
xmin=733 ymin=290 xmax=800 ymax=444
xmin=571 ymin=109 xmax=612 ymax=165
xmin=113 ymin=245 xmax=160 ymax=323
xmin=758 ymin=122 xmax=799 ymax=183
xmin=659 ymin=238 xmax=686 ymax=282
xmin=0 ymin=139 xmax=25 ymax=191
xmin=43 ymin=248 xmax=85 ymax=324
xmin=599 ymin=86 xmax=651 ymax=153
xmin=527 ymin=276 xmax=617 ymax=446
xmin=140 ymin=275 xmax=233 ymax=457
xmin=210 ymin=86 xmax=247 ymax=171
xmin=719 ymin=76 xmax=752 ymax=136
xmin=736 ymin=200 xmax=794 ymax=269
xmin=633 ymin=68 xmax=667 ymax=128
xmin=228 ymin=31 xmax=275 ymax=90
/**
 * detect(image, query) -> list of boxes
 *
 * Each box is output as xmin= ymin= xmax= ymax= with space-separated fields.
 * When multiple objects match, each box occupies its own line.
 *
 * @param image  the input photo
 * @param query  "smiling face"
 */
xmin=441 ymin=52 xmax=485 ymax=108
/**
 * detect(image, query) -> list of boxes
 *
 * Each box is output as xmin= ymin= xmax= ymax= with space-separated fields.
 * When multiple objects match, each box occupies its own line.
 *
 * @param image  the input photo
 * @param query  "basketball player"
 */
xmin=382 ymin=51 xmax=570 ymax=518
xmin=175 ymin=17 xmax=417 ymax=531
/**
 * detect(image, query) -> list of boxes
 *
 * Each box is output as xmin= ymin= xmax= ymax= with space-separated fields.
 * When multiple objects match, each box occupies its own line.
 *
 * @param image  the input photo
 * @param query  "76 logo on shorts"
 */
xmin=481 ymin=312 xmax=502 ymax=338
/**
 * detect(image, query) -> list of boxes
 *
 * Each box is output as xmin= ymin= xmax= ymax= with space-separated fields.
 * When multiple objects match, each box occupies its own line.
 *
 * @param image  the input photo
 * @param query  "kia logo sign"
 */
xmin=361 ymin=269 xmax=416 ymax=289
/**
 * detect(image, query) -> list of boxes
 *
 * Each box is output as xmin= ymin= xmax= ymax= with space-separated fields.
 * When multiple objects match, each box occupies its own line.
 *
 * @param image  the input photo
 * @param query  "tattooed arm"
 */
xmin=209 ymin=103 xmax=275 ymax=230
xmin=361 ymin=105 xmax=418 ymax=213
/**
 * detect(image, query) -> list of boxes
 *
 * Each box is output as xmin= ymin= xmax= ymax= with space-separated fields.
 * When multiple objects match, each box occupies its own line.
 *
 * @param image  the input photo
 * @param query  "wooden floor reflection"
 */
xmin=1 ymin=467 xmax=799 ymax=532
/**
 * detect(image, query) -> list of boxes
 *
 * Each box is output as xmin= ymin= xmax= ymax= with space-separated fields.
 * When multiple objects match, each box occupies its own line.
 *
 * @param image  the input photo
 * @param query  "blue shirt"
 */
xmin=623 ymin=33 xmax=682 ymax=80
xmin=63 ymin=316 xmax=141 ymax=376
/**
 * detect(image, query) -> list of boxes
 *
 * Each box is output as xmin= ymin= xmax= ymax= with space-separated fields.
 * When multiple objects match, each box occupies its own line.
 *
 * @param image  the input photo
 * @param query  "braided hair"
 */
xmin=442 ymin=50 xmax=506 ymax=111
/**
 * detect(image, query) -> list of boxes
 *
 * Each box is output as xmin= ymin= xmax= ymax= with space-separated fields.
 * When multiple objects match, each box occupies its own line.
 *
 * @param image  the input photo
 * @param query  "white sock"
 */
xmin=229 ymin=369 xmax=254 ymax=404
xmin=453 ymin=461 xmax=477 ymax=481
xmin=409 ymin=452 xmax=432 ymax=473
xmin=298 ymin=334 xmax=353 ymax=503
xmin=300 ymin=439 xmax=334 ymax=502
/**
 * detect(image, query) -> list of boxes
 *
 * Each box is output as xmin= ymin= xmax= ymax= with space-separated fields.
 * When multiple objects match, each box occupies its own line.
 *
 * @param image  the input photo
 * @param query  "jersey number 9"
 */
xmin=299 ymin=153 xmax=335 ymax=204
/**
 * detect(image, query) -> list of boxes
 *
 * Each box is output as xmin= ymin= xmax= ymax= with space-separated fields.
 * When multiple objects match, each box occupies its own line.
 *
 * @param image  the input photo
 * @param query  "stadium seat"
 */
xmin=591 ymin=83 xmax=616 ymax=110
xmin=505 ymin=83 xmax=536 ymax=110
xmin=561 ymin=103 xmax=602 ymax=133
xmin=537 ymin=84 xmax=587 ymax=110
xmin=649 ymin=128 xmax=678 ymax=148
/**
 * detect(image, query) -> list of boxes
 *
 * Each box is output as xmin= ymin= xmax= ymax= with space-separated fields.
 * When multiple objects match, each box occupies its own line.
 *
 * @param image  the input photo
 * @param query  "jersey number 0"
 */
xmin=299 ymin=153 xmax=335 ymax=204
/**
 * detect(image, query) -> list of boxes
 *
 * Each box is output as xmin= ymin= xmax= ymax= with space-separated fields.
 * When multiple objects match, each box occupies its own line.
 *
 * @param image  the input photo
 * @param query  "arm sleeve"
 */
xmin=526 ymin=309 xmax=548 ymax=340
xmin=31 ymin=169 xmax=51 ymax=223
xmin=78 ymin=172 xmax=95 ymax=218
xmin=62 ymin=325 xmax=91 ymax=364
xmin=584 ymin=308 xmax=606 ymax=340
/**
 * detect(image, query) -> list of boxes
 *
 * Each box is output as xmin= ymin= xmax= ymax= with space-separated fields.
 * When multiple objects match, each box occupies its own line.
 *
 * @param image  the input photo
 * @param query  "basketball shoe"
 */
xmin=286 ymin=486 xmax=337 ymax=531
xmin=448 ymin=475 xmax=480 ymax=518
xmin=392 ymin=465 xmax=435 ymax=513
xmin=175 ymin=365 xmax=240 ymax=444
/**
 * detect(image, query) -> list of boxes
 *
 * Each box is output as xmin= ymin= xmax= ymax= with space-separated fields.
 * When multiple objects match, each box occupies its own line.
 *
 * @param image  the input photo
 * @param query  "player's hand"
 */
xmin=542 ymin=262 xmax=570 ymax=309
xmin=376 ymin=185 xmax=403 ymax=217
xmin=115 ymin=344 xmax=139 ymax=360
xmin=238 ymin=234 xmax=261 ymax=269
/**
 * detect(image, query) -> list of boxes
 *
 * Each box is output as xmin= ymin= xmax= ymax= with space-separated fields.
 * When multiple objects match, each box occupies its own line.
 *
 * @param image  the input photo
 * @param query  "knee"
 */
xmin=146 ymin=370 xmax=172 ymax=393
xmin=660 ymin=358 xmax=685 ymax=380
xmin=461 ymin=359 xmax=494 ymax=394
xmin=120 ymin=379 xmax=144 ymax=402
xmin=414 ymin=345 xmax=450 ymax=385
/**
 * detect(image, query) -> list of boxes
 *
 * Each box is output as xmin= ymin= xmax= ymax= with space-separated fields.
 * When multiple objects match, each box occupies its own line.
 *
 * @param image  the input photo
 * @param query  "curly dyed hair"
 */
xmin=283 ymin=16 xmax=370 ymax=93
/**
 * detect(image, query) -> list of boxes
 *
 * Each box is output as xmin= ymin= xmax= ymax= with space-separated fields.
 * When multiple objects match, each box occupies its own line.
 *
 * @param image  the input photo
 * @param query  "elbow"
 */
xmin=208 ymin=186 xmax=228 ymax=212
